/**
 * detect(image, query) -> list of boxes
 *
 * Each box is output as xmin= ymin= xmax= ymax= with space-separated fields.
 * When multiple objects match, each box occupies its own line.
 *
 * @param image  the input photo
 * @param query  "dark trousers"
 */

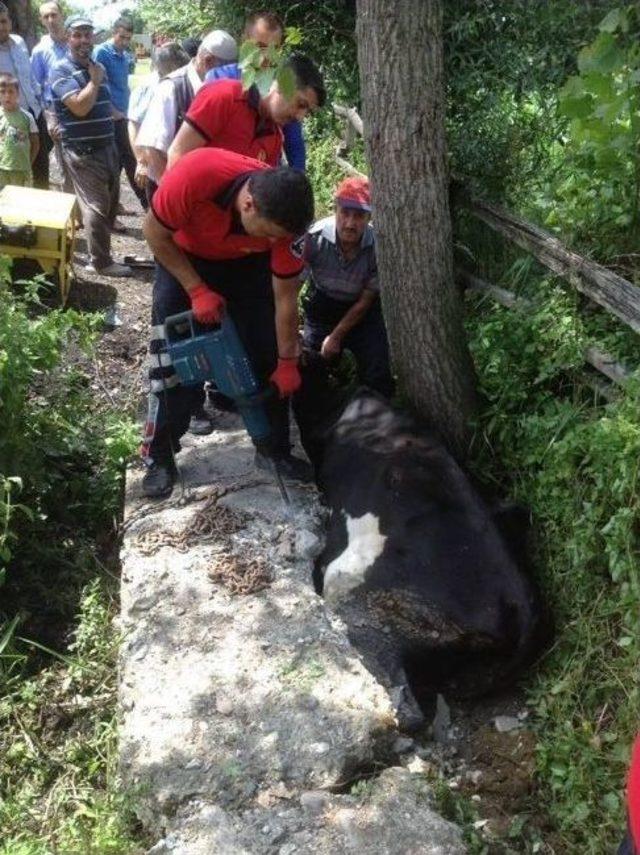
xmin=32 ymin=110 xmax=52 ymax=190
xmin=303 ymin=298 xmax=395 ymax=398
xmin=618 ymin=831 xmax=635 ymax=855
xmin=145 ymin=177 xmax=158 ymax=206
xmin=114 ymin=118 xmax=147 ymax=210
xmin=62 ymin=143 xmax=119 ymax=269
xmin=141 ymin=255 xmax=290 ymax=464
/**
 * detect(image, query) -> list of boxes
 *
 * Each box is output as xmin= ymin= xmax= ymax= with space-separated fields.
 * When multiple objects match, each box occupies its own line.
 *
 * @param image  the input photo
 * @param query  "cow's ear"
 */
xmin=492 ymin=501 xmax=531 ymax=563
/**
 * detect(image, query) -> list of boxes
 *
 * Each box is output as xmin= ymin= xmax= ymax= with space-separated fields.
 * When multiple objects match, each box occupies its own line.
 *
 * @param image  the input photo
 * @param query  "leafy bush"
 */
xmin=534 ymin=5 xmax=640 ymax=257
xmin=0 ymin=270 xmax=140 ymax=851
xmin=0 ymin=580 xmax=145 ymax=854
xmin=0 ymin=275 xmax=136 ymax=593
xmin=466 ymin=280 xmax=640 ymax=852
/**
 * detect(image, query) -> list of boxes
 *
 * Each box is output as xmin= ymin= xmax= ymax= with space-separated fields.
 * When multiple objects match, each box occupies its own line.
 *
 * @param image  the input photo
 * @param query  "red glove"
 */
xmin=270 ymin=357 xmax=301 ymax=398
xmin=189 ymin=283 xmax=225 ymax=324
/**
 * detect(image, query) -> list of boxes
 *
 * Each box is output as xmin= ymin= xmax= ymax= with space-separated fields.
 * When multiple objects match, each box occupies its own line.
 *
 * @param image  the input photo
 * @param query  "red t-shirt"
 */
xmin=185 ymin=79 xmax=283 ymax=166
xmin=151 ymin=148 xmax=304 ymax=279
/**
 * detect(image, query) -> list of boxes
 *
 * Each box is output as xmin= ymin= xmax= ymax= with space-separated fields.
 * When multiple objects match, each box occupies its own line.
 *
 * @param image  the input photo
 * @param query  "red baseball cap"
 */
xmin=335 ymin=176 xmax=371 ymax=212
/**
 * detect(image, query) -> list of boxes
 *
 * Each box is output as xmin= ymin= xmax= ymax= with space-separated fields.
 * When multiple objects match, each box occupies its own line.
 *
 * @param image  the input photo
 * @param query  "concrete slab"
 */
xmin=119 ymin=412 xmax=465 ymax=853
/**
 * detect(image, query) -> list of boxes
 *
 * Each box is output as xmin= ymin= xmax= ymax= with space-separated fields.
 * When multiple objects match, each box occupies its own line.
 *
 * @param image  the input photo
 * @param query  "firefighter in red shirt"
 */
xmin=164 ymin=52 xmax=324 ymax=436
xmin=140 ymin=147 xmax=314 ymax=498
xmin=167 ymin=53 xmax=325 ymax=169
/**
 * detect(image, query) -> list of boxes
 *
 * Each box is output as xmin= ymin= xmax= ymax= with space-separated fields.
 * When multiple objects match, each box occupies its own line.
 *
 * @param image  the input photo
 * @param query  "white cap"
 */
xmin=200 ymin=29 xmax=238 ymax=63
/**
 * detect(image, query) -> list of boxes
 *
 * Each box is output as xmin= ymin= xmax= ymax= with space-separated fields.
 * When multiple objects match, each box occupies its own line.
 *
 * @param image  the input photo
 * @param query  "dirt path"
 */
xmin=66 ymin=183 xmax=153 ymax=418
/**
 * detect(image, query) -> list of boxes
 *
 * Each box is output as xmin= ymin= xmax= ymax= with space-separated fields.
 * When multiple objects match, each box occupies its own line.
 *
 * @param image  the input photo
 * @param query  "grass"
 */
xmin=0 ymin=579 xmax=148 ymax=854
xmin=0 ymin=280 xmax=144 ymax=853
xmin=461 ymin=256 xmax=640 ymax=852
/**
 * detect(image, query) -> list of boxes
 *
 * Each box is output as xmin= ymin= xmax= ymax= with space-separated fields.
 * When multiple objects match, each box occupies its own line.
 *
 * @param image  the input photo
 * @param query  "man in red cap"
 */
xmin=301 ymin=176 xmax=394 ymax=397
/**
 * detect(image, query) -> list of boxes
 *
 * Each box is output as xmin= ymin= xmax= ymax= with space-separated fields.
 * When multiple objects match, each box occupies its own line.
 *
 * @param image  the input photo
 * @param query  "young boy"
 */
xmin=0 ymin=73 xmax=39 ymax=189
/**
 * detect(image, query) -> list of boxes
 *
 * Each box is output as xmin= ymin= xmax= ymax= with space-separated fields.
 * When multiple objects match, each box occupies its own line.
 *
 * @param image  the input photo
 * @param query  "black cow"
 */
xmin=302 ymin=385 xmax=546 ymax=730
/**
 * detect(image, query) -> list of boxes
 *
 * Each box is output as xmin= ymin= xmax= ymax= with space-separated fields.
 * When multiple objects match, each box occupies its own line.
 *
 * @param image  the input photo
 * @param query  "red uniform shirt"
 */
xmin=185 ymin=79 xmax=283 ymax=166
xmin=151 ymin=148 xmax=304 ymax=279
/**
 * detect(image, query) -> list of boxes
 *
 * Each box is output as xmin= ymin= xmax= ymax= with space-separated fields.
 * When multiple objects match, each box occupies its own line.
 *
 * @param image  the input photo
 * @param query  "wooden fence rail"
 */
xmin=461 ymin=197 xmax=640 ymax=335
xmin=332 ymin=104 xmax=640 ymax=392
xmin=457 ymin=270 xmax=634 ymax=393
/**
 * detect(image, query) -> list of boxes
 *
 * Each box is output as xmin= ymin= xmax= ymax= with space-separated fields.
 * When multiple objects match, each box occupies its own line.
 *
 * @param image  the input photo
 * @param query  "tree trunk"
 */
xmin=8 ymin=0 xmax=35 ymax=46
xmin=356 ymin=0 xmax=476 ymax=456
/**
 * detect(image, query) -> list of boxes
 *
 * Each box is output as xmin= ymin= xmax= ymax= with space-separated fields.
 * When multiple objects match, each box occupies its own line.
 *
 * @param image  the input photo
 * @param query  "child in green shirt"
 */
xmin=0 ymin=72 xmax=39 ymax=189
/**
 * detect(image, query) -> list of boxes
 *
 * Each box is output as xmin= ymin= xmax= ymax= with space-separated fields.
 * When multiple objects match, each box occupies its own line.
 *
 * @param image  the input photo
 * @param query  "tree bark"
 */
xmin=356 ymin=0 xmax=476 ymax=456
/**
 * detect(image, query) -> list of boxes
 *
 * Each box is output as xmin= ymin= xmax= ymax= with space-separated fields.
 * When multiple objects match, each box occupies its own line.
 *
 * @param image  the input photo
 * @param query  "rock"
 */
xmin=295 ymin=529 xmax=322 ymax=560
xmin=129 ymin=594 xmax=156 ymax=613
xmin=215 ymin=694 xmax=234 ymax=716
xmin=432 ymin=694 xmax=451 ymax=744
xmin=493 ymin=715 xmax=522 ymax=733
xmin=405 ymin=754 xmax=434 ymax=776
xmin=120 ymin=413 xmax=464 ymax=853
xmin=300 ymin=790 xmax=330 ymax=815
xmin=393 ymin=736 xmax=415 ymax=754
xmin=277 ymin=535 xmax=295 ymax=561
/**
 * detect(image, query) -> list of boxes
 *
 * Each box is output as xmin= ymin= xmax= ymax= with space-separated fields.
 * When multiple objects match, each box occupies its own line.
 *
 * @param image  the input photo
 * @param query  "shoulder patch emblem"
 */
xmin=290 ymin=234 xmax=305 ymax=259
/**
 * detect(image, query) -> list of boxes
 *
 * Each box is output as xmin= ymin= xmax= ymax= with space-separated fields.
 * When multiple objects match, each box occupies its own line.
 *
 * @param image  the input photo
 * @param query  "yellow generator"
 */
xmin=0 ymin=185 xmax=77 ymax=304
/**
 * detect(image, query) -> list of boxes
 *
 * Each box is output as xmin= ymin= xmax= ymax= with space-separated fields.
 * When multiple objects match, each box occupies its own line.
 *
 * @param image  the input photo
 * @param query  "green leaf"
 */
xmin=254 ymin=69 xmax=275 ymax=97
xmin=578 ymin=33 xmax=624 ymax=75
xmin=598 ymin=8 xmax=628 ymax=34
xmin=239 ymin=40 xmax=259 ymax=63
xmin=241 ymin=66 xmax=257 ymax=91
xmin=582 ymin=72 xmax=615 ymax=100
xmin=0 ymin=613 xmax=22 ymax=655
xmin=560 ymin=94 xmax=594 ymax=119
xmin=277 ymin=65 xmax=297 ymax=100
xmin=264 ymin=44 xmax=280 ymax=67
xmin=285 ymin=26 xmax=303 ymax=47
xmin=560 ymin=75 xmax=584 ymax=99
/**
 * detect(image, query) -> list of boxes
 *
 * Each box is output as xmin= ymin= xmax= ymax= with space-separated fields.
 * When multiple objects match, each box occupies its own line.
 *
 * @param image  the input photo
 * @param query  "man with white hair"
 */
xmin=128 ymin=42 xmax=189 ymax=192
xmin=135 ymin=30 xmax=237 ymax=197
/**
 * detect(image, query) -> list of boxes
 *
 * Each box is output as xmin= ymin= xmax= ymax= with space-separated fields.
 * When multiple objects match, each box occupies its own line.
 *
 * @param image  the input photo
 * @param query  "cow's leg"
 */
xmin=342 ymin=612 xmax=426 ymax=732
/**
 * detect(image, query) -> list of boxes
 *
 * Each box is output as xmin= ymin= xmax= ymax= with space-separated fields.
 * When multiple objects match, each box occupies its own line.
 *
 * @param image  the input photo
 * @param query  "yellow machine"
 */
xmin=0 ymin=185 xmax=77 ymax=304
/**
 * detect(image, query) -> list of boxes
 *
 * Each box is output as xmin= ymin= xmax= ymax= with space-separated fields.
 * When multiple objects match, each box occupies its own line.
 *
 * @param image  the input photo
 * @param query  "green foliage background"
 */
xmin=4 ymin=0 xmax=640 ymax=851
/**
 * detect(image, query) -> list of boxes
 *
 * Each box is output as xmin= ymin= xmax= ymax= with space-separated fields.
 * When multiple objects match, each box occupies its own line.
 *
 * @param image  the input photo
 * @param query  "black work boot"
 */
xmin=254 ymin=451 xmax=314 ymax=484
xmin=142 ymin=459 xmax=177 ymax=499
xmin=189 ymin=406 xmax=215 ymax=436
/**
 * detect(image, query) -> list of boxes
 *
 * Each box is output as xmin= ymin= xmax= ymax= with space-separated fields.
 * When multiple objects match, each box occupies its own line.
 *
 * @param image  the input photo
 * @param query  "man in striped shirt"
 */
xmin=50 ymin=14 xmax=131 ymax=277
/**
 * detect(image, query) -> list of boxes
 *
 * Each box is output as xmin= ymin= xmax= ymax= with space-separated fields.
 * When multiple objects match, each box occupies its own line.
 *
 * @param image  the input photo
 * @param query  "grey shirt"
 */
xmin=304 ymin=216 xmax=378 ymax=303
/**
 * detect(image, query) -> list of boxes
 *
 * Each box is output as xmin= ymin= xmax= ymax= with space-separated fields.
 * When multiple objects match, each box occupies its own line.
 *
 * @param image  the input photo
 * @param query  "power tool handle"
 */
xmin=164 ymin=309 xmax=226 ymax=343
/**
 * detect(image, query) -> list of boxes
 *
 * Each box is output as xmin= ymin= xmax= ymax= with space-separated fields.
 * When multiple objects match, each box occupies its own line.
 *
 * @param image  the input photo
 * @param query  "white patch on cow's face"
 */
xmin=323 ymin=512 xmax=387 ymax=603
